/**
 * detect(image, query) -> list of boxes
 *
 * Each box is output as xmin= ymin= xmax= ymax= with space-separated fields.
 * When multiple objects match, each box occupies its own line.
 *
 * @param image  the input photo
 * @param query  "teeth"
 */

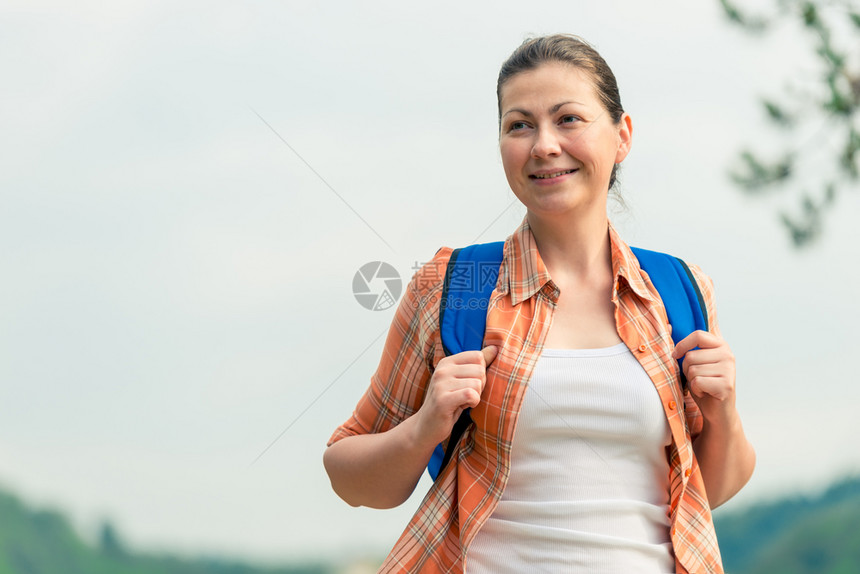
xmin=533 ymin=169 xmax=575 ymax=179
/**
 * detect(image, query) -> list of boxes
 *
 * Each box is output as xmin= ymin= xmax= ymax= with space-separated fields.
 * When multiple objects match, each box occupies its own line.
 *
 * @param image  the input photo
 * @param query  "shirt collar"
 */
xmin=608 ymin=222 xmax=657 ymax=304
xmin=501 ymin=217 xmax=656 ymax=306
xmin=502 ymin=217 xmax=554 ymax=306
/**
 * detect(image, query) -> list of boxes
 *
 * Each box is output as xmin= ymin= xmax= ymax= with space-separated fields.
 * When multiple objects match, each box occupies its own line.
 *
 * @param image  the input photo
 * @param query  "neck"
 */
xmin=526 ymin=210 xmax=612 ymax=284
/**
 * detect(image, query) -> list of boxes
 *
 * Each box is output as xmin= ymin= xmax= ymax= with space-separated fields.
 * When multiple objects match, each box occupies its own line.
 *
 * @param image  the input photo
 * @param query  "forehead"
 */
xmin=499 ymin=62 xmax=601 ymax=112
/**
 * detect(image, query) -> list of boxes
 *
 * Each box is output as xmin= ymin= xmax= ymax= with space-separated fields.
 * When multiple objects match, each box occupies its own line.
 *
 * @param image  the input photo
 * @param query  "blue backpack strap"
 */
xmin=427 ymin=241 xmax=505 ymax=481
xmin=630 ymin=247 xmax=709 ymax=381
xmin=426 ymin=243 xmax=706 ymax=481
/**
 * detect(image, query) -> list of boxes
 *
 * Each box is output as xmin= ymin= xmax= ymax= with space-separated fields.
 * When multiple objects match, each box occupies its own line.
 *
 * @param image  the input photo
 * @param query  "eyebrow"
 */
xmin=502 ymin=101 xmax=583 ymax=119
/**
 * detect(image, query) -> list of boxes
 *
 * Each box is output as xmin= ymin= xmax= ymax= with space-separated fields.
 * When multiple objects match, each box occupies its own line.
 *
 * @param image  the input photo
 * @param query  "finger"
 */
xmin=689 ymin=376 xmax=734 ymax=401
xmin=672 ymin=330 xmax=720 ymax=359
xmin=451 ymin=358 xmax=495 ymax=381
xmin=458 ymin=377 xmax=485 ymax=393
xmin=448 ymin=349 xmax=492 ymax=366
xmin=682 ymin=347 xmax=731 ymax=367
xmin=460 ymin=387 xmax=482 ymax=409
xmin=439 ymin=386 xmax=482 ymax=411
xmin=684 ymin=362 xmax=728 ymax=381
xmin=482 ymin=345 xmax=499 ymax=367
xmin=438 ymin=376 xmax=484 ymax=396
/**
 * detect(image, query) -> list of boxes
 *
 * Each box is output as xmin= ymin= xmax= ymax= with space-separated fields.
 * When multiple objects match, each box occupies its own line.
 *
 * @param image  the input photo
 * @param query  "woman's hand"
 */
xmin=672 ymin=330 xmax=736 ymax=422
xmin=323 ymin=345 xmax=499 ymax=509
xmin=673 ymin=330 xmax=754 ymax=508
xmin=414 ymin=345 xmax=499 ymax=447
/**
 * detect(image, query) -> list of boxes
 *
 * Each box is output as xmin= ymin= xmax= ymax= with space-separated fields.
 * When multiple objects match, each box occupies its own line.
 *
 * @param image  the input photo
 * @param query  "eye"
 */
xmin=559 ymin=115 xmax=580 ymax=125
xmin=508 ymin=120 xmax=528 ymax=132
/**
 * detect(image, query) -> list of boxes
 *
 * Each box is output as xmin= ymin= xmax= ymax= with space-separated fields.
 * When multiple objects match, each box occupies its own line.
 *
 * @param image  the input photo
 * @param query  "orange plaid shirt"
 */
xmin=329 ymin=217 xmax=724 ymax=573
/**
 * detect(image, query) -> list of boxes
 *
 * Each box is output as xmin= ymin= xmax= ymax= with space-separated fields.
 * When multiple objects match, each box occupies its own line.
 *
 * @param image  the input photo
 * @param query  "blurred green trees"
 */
xmin=719 ymin=0 xmax=860 ymax=246
xmin=3 ymin=476 xmax=860 ymax=573
xmin=0 ymin=489 xmax=331 ymax=574
xmin=715 ymin=475 xmax=860 ymax=573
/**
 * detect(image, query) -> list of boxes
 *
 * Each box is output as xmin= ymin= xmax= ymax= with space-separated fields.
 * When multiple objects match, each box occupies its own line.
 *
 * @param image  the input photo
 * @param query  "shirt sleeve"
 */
xmin=327 ymin=247 xmax=454 ymax=446
xmin=683 ymin=263 xmax=721 ymax=440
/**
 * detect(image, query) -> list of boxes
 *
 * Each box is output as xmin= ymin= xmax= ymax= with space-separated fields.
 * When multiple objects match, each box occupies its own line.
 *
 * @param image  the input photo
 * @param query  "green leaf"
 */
xmin=762 ymin=98 xmax=794 ymax=127
xmin=813 ymin=35 xmax=845 ymax=75
xmin=719 ymin=0 xmax=744 ymax=24
xmin=823 ymin=183 xmax=836 ymax=204
xmin=730 ymin=150 xmax=793 ymax=192
xmin=719 ymin=0 xmax=769 ymax=31
xmin=802 ymin=2 xmax=819 ymax=27
xmin=780 ymin=211 xmax=818 ymax=247
xmin=850 ymin=12 xmax=860 ymax=29
xmin=825 ymin=90 xmax=854 ymax=115
xmin=840 ymin=129 xmax=860 ymax=179
xmin=801 ymin=193 xmax=817 ymax=214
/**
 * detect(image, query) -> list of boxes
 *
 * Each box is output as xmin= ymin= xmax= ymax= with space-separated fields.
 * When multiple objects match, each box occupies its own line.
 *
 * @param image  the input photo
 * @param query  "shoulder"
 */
xmin=683 ymin=260 xmax=716 ymax=303
xmin=388 ymin=246 xmax=456 ymax=364
xmin=682 ymin=260 xmax=721 ymax=336
xmin=685 ymin=261 xmax=714 ymax=294
xmin=403 ymin=246 xmax=455 ymax=312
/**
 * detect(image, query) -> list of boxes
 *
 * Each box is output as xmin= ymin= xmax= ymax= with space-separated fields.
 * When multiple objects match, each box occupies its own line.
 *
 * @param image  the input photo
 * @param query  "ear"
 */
xmin=615 ymin=112 xmax=633 ymax=163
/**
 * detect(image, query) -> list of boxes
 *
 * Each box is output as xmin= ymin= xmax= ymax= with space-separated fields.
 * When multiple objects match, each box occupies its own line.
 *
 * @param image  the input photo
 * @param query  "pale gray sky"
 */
xmin=1 ymin=0 xmax=858 ymax=564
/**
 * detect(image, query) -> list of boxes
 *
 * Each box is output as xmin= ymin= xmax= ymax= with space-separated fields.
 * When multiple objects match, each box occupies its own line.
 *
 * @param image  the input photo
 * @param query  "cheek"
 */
xmin=573 ymin=133 xmax=619 ymax=167
xmin=499 ymin=141 xmax=525 ymax=178
xmin=499 ymin=145 xmax=524 ymax=196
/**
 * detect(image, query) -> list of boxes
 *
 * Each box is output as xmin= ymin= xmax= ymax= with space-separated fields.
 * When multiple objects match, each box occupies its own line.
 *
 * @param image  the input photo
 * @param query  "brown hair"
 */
xmin=497 ymin=34 xmax=625 ymax=190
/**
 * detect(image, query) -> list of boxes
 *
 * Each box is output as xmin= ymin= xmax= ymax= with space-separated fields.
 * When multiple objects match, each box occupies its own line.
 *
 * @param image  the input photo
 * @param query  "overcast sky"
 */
xmin=1 ymin=0 xmax=859 ymax=565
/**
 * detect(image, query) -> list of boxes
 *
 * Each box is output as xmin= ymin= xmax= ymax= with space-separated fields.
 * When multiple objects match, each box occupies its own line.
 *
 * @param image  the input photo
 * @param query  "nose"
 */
xmin=531 ymin=127 xmax=562 ymax=159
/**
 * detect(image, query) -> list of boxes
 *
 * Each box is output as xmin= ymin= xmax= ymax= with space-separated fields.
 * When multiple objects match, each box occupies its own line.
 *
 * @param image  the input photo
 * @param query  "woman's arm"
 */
xmin=323 ymin=248 xmax=450 ymax=508
xmin=324 ymin=346 xmax=498 ymax=508
xmin=673 ymin=330 xmax=755 ymax=508
xmin=323 ymin=413 xmax=438 ymax=509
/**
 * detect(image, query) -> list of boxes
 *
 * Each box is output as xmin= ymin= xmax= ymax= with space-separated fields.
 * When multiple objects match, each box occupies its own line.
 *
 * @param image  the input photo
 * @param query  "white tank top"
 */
xmin=466 ymin=343 xmax=674 ymax=574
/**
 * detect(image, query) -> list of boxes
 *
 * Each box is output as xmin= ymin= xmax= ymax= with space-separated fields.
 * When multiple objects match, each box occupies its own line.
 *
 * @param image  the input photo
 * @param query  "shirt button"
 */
xmin=671 ymin=527 xmax=676 ymax=536
xmin=668 ymin=400 xmax=677 ymax=410
xmin=684 ymin=468 xmax=692 ymax=478
xmin=638 ymin=344 xmax=647 ymax=353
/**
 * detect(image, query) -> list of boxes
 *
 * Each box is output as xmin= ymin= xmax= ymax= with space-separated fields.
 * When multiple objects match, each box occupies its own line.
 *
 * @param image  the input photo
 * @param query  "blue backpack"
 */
xmin=426 ymin=240 xmax=709 ymax=481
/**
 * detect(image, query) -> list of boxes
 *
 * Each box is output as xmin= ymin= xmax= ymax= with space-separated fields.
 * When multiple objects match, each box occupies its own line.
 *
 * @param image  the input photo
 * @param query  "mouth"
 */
xmin=529 ymin=168 xmax=578 ymax=180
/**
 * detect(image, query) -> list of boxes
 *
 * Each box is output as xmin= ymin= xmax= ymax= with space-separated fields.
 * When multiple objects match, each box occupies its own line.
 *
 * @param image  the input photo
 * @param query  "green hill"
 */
xmin=3 ymin=476 xmax=860 ymax=574
xmin=715 ymin=475 xmax=860 ymax=574
xmin=0 ymin=489 xmax=331 ymax=574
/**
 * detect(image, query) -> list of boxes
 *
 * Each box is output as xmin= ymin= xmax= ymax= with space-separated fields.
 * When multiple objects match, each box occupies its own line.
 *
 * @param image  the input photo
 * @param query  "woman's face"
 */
xmin=498 ymin=62 xmax=632 ymax=220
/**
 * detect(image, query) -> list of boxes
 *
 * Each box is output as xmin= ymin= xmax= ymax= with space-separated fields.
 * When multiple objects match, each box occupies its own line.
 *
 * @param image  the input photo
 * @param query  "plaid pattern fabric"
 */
xmin=329 ymin=217 xmax=724 ymax=573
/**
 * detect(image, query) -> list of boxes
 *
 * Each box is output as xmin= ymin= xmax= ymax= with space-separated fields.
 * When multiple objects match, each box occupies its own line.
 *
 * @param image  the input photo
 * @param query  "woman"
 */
xmin=324 ymin=34 xmax=755 ymax=573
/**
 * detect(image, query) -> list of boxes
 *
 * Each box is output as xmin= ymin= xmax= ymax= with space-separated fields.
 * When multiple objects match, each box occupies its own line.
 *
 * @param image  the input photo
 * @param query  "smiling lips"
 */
xmin=529 ymin=168 xmax=578 ymax=180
